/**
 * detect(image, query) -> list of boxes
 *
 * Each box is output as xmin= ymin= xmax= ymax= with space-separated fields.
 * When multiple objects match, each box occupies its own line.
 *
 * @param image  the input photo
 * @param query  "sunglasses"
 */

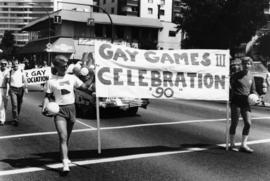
xmin=0 ymin=63 xmax=7 ymax=66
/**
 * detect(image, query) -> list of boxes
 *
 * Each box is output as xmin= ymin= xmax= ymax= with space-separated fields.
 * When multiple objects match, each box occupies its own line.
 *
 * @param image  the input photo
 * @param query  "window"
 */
xmin=175 ymin=1 xmax=181 ymax=6
xmin=160 ymin=9 xmax=165 ymax=16
xmin=160 ymin=0 xmax=165 ymax=5
xmin=169 ymin=31 xmax=176 ymax=37
xmin=112 ymin=0 xmax=115 ymax=2
xmin=116 ymin=26 xmax=124 ymax=39
xmin=148 ymin=8 xmax=153 ymax=14
xmin=95 ymin=24 xmax=103 ymax=37
xmin=103 ymin=0 xmax=106 ymax=4
xmin=132 ymin=7 xmax=138 ymax=12
xmin=148 ymin=0 xmax=153 ymax=3
xmin=111 ymin=8 xmax=114 ymax=14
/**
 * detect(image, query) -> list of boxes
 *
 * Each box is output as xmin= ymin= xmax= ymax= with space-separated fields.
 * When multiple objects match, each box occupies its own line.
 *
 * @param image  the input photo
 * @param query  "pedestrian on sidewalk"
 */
xmin=229 ymin=56 xmax=258 ymax=153
xmin=9 ymin=59 xmax=28 ymax=126
xmin=42 ymin=55 xmax=92 ymax=172
xmin=0 ymin=59 xmax=10 ymax=126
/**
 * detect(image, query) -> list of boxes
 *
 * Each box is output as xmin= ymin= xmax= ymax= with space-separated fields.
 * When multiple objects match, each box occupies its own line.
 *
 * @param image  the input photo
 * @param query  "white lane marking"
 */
xmin=1 ymin=138 xmax=270 ymax=176
xmin=101 ymin=118 xmax=226 ymax=130
xmin=0 ymin=118 xmax=225 ymax=140
xmin=0 ymin=129 xmax=93 ymax=140
xmin=99 ymin=116 xmax=270 ymax=130
xmin=76 ymin=119 xmax=96 ymax=129
xmin=1 ymin=116 xmax=270 ymax=140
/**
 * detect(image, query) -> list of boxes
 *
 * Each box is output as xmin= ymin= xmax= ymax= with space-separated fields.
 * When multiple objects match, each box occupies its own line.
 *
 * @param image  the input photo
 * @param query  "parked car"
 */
xmin=75 ymin=89 xmax=149 ymax=117
xmin=251 ymin=61 xmax=270 ymax=95
xmin=72 ymin=53 xmax=149 ymax=117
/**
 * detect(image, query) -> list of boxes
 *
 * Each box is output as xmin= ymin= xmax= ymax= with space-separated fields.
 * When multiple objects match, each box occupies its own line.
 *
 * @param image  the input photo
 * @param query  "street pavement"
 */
xmin=1 ymin=85 xmax=270 ymax=180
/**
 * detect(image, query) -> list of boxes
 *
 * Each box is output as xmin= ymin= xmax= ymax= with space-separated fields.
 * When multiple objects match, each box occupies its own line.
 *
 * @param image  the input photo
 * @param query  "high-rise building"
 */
xmin=0 ymin=0 xmax=54 ymax=46
xmin=55 ymin=0 xmax=94 ymax=12
xmin=263 ymin=0 xmax=270 ymax=32
xmin=97 ymin=0 xmax=182 ymax=50
xmin=97 ymin=0 xmax=181 ymax=22
xmin=0 ymin=0 xmax=95 ymax=47
xmin=172 ymin=0 xmax=182 ymax=23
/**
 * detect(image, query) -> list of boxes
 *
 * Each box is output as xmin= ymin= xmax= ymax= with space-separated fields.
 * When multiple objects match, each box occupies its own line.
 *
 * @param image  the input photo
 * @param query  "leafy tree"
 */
xmin=177 ymin=0 xmax=267 ymax=57
xmin=0 ymin=30 xmax=15 ymax=59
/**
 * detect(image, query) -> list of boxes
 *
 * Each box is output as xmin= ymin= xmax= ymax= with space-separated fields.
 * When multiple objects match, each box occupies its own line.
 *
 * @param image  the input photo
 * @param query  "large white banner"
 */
xmin=94 ymin=41 xmax=230 ymax=101
xmin=24 ymin=67 xmax=51 ymax=85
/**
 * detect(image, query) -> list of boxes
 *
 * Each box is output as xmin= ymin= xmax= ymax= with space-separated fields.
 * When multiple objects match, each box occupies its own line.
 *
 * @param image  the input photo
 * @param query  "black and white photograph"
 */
xmin=0 ymin=0 xmax=270 ymax=180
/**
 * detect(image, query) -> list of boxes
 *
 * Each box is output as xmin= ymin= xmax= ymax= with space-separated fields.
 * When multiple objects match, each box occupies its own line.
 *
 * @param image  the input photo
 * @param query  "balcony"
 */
xmin=126 ymin=0 xmax=139 ymax=6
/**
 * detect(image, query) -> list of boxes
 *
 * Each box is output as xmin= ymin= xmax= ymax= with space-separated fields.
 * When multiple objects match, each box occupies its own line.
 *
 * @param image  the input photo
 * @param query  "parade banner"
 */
xmin=24 ymin=67 xmax=51 ymax=85
xmin=94 ymin=41 xmax=230 ymax=101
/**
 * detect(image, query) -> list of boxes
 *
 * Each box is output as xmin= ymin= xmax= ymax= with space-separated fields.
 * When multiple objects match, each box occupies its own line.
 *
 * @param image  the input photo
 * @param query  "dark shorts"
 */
xmin=55 ymin=104 xmax=76 ymax=123
xmin=230 ymin=95 xmax=251 ymax=111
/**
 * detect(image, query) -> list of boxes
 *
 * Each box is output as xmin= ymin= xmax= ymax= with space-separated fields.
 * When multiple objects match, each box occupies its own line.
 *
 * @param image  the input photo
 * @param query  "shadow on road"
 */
xmin=1 ymin=144 xmax=224 ymax=173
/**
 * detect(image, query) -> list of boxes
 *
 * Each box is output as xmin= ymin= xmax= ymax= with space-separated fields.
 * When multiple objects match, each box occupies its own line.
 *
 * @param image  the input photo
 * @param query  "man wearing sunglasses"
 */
xmin=0 ymin=59 xmax=10 ymax=126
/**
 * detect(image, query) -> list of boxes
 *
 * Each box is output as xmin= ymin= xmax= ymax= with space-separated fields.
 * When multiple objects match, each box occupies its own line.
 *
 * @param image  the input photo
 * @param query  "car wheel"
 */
xmin=127 ymin=107 xmax=138 ymax=115
xmin=75 ymin=104 xmax=83 ymax=117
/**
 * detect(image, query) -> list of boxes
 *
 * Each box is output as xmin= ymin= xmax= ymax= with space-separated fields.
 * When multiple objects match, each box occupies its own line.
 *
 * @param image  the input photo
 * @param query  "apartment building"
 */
xmin=97 ymin=0 xmax=182 ymax=50
xmin=0 ymin=0 xmax=54 ymax=46
xmin=55 ymin=0 xmax=94 ymax=12
xmin=263 ymin=0 xmax=270 ymax=32
xmin=97 ymin=0 xmax=181 ymax=21
xmin=0 ymin=0 xmax=95 ymax=47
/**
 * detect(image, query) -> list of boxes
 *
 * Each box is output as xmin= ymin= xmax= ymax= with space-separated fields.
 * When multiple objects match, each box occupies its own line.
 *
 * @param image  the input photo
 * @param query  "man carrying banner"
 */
xmin=229 ymin=56 xmax=258 ymax=153
xmin=42 ymin=55 xmax=92 ymax=173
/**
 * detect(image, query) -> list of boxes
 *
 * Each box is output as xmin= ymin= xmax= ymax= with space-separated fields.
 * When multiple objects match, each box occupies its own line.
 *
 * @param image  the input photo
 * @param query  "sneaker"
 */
xmin=12 ymin=120 xmax=18 ymax=127
xmin=62 ymin=159 xmax=70 ymax=172
xmin=66 ymin=159 xmax=71 ymax=164
xmin=0 ymin=122 xmax=4 ymax=126
xmin=229 ymin=145 xmax=239 ymax=152
xmin=239 ymin=146 xmax=254 ymax=153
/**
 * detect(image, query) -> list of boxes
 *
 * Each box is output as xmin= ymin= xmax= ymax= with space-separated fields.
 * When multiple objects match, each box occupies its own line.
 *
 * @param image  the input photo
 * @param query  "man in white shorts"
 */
xmin=42 ymin=55 xmax=92 ymax=173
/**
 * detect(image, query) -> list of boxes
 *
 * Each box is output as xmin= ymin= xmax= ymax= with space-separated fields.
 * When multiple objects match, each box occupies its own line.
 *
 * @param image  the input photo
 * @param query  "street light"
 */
xmin=28 ymin=2 xmax=51 ymax=64
xmin=59 ymin=1 xmax=114 ymax=43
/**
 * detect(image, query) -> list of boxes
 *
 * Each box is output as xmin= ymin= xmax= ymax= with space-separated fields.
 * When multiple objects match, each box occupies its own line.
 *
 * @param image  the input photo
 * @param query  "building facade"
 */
xmin=0 ymin=0 xmax=54 ymax=46
xmin=0 ymin=0 xmax=96 ymax=47
xmin=55 ymin=0 xmax=94 ymax=12
xmin=97 ymin=0 xmax=182 ymax=21
xmin=20 ymin=9 xmax=162 ymax=65
xmin=97 ymin=0 xmax=182 ymax=50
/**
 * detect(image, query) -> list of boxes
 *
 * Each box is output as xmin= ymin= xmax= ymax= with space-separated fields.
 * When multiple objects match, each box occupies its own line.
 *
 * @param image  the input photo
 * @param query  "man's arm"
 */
xmin=22 ymin=70 xmax=28 ymax=93
xmin=5 ymin=75 xmax=10 ymax=97
xmin=79 ymin=79 xmax=92 ymax=89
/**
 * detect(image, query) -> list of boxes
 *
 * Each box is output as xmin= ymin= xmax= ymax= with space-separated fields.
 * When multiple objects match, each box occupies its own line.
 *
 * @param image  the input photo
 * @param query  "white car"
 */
xmin=75 ymin=89 xmax=149 ymax=117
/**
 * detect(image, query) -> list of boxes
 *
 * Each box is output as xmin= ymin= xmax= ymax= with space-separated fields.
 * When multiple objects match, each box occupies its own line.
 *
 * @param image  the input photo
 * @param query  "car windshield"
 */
xmin=251 ymin=62 xmax=268 ymax=73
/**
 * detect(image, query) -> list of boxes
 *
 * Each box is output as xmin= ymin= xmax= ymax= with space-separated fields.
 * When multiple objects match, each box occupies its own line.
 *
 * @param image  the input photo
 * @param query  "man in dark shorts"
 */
xmin=229 ymin=56 xmax=258 ymax=153
xmin=42 ymin=55 xmax=91 ymax=172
